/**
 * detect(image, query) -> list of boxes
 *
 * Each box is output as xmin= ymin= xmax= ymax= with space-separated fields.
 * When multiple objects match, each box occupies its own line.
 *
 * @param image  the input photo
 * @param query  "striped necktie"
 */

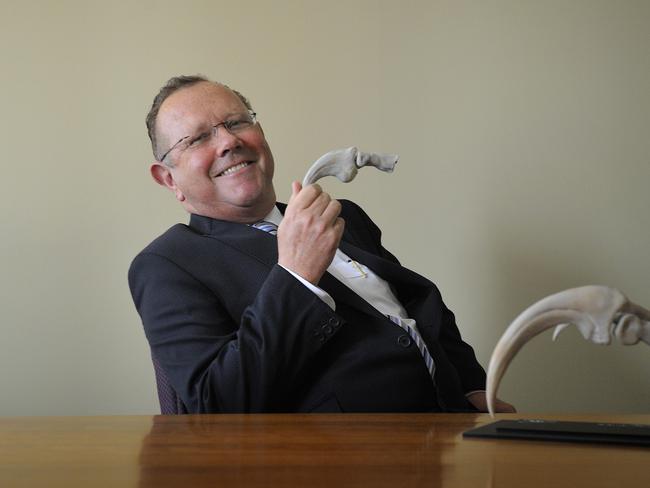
xmin=252 ymin=220 xmax=278 ymax=235
xmin=388 ymin=314 xmax=436 ymax=383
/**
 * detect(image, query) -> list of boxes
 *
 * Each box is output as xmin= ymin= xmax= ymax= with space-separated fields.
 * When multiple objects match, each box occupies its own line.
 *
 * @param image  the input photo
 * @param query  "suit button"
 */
xmin=328 ymin=317 xmax=340 ymax=328
xmin=397 ymin=335 xmax=412 ymax=348
xmin=322 ymin=325 xmax=333 ymax=334
xmin=314 ymin=332 xmax=325 ymax=342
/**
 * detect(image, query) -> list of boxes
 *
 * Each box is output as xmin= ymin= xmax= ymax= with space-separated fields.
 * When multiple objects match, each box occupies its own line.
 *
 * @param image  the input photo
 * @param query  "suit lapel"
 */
xmin=190 ymin=213 xmax=279 ymax=268
xmin=338 ymin=240 xmax=432 ymax=290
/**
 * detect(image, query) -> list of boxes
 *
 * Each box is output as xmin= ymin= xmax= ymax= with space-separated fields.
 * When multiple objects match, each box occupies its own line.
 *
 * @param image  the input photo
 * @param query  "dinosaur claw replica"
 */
xmin=486 ymin=285 xmax=650 ymax=416
xmin=302 ymin=146 xmax=398 ymax=186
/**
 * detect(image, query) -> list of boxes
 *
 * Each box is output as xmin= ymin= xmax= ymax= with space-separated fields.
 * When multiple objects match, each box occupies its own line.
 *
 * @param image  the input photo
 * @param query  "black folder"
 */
xmin=463 ymin=419 xmax=650 ymax=447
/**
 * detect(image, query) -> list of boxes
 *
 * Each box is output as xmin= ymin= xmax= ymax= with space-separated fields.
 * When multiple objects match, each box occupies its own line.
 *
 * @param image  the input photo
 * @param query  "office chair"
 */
xmin=151 ymin=353 xmax=187 ymax=414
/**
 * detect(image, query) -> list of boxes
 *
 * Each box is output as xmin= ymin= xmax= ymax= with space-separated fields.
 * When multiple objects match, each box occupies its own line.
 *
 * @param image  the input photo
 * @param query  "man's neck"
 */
xmin=189 ymin=201 xmax=277 ymax=224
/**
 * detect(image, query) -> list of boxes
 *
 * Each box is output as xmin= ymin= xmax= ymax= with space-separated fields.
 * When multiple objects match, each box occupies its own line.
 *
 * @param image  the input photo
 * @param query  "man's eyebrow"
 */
xmin=188 ymin=123 xmax=212 ymax=135
xmin=202 ymin=111 xmax=248 ymax=126
xmin=170 ymin=122 xmax=209 ymax=142
xmin=173 ymin=110 xmax=245 ymax=139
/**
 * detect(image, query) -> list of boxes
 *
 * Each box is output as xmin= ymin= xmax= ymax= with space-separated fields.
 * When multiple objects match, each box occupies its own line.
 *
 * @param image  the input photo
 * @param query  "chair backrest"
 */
xmin=151 ymin=353 xmax=187 ymax=414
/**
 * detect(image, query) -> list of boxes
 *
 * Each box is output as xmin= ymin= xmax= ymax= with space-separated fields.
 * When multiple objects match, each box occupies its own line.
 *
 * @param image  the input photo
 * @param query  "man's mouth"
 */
xmin=216 ymin=161 xmax=252 ymax=177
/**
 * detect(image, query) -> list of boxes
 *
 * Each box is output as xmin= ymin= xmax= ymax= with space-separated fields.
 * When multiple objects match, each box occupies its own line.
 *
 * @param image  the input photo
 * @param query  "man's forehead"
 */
xmin=160 ymin=82 xmax=243 ymax=124
xmin=156 ymin=83 xmax=247 ymax=150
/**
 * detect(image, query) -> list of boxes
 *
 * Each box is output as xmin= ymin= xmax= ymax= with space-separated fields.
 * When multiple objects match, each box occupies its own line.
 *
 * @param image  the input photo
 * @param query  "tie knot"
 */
xmin=252 ymin=220 xmax=278 ymax=235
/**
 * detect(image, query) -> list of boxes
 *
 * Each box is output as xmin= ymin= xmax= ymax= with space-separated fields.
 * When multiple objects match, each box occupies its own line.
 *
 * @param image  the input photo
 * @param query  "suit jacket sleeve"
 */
xmin=129 ymin=251 xmax=343 ymax=413
xmin=437 ymin=303 xmax=486 ymax=393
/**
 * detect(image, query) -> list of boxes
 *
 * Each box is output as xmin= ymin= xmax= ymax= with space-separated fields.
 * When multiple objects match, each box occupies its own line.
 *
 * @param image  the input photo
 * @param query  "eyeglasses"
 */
xmin=158 ymin=111 xmax=258 ymax=163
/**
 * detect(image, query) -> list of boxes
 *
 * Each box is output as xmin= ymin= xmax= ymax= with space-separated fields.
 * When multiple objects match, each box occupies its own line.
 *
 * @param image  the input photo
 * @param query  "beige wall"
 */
xmin=1 ymin=0 xmax=648 ymax=415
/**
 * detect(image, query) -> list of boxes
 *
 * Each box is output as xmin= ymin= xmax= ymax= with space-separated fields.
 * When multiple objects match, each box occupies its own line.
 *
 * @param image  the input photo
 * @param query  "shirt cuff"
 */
xmin=278 ymin=264 xmax=336 ymax=311
xmin=465 ymin=390 xmax=485 ymax=398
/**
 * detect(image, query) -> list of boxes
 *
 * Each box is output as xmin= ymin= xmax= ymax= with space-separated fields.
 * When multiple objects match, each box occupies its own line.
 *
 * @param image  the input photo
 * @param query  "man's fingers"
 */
xmin=288 ymin=181 xmax=302 ymax=203
xmin=308 ymin=190 xmax=332 ymax=214
xmin=333 ymin=216 xmax=345 ymax=236
xmin=321 ymin=199 xmax=342 ymax=223
xmin=496 ymin=399 xmax=517 ymax=413
xmin=289 ymin=183 xmax=322 ymax=210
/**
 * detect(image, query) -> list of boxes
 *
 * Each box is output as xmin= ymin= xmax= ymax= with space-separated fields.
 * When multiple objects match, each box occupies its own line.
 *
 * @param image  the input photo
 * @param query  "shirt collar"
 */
xmin=261 ymin=205 xmax=284 ymax=227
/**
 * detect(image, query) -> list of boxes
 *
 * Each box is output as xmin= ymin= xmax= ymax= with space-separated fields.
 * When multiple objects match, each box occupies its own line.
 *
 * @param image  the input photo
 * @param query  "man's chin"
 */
xmin=234 ymin=184 xmax=275 ymax=208
xmin=201 ymin=192 xmax=274 ymax=221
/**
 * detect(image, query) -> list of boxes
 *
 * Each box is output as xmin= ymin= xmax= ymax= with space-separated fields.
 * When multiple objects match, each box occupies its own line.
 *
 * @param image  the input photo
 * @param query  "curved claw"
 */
xmin=302 ymin=147 xmax=398 ymax=186
xmin=552 ymin=323 xmax=571 ymax=341
xmin=486 ymin=286 xmax=628 ymax=417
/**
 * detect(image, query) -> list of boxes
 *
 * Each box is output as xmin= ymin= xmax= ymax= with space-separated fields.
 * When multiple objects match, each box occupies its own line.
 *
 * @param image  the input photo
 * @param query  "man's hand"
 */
xmin=277 ymin=182 xmax=345 ymax=285
xmin=466 ymin=391 xmax=517 ymax=413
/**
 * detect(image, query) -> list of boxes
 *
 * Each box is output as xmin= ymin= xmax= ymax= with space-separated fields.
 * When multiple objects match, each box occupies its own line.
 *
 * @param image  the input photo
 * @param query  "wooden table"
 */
xmin=1 ymin=413 xmax=648 ymax=487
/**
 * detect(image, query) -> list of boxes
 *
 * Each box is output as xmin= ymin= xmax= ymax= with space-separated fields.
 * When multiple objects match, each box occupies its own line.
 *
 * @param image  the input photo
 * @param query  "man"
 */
xmin=129 ymin=75 xmax=515 ymax=413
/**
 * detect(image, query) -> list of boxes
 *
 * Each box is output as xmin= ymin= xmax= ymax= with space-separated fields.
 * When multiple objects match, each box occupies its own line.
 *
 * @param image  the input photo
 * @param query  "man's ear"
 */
xmin=150 ymin=162 xmax=186 ymax=202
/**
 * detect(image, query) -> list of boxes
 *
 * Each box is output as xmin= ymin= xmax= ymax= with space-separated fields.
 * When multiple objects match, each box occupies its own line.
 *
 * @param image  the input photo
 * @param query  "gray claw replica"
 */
xmin=301 ymin=146 xmax=398 ymax=186
xmin=486 ymin=285 xmax=650 ymax=417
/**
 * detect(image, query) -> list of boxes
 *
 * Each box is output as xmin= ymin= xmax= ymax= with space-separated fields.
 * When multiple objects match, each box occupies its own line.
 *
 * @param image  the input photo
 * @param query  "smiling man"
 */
xmin=129 ymin=75 xmax=515 ymax=414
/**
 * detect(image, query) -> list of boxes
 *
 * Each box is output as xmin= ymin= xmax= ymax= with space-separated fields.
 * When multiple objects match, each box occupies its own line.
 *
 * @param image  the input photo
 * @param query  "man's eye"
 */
xmin=189 ymin=132 xmax=210 ymax=146
xmin=226 ymin=119 xmax=247 ymax=130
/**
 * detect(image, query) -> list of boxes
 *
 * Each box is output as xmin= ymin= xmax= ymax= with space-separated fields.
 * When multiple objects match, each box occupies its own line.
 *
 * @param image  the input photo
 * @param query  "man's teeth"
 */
xmin=219 ymin=162 xmax=250 ymax=177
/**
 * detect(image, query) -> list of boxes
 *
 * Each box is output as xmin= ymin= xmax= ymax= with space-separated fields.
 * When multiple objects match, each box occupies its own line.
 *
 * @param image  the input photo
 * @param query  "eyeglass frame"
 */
xmin=158 ymin=110 xmax=258 ymax=163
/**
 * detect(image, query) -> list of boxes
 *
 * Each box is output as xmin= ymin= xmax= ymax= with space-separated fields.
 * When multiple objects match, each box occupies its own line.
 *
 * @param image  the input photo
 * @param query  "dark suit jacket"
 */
xmin=128 ymin=200 xmax=486 ymax=413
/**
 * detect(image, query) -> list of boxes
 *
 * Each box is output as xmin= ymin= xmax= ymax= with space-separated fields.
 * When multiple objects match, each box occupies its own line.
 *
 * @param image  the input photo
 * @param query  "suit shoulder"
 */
xmin=337 ymin=199 xmax=371 ymax=221
xmin=337 ymin=198 xmax=361 ymax=211
xmin=133 ymin=223 xmax=200 ymax=260
xmin=337 ymin=199 xmax=380 ymax=228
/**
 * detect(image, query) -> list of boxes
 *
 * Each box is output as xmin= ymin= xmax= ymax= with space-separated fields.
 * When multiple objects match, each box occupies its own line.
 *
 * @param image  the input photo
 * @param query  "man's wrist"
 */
xmin=278 ymin=264 xmax=336 ymax=310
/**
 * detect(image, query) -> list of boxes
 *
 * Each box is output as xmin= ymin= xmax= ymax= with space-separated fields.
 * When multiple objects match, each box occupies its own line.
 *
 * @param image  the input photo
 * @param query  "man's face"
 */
xmin=152 ymin=82 xmax=276 ymax=223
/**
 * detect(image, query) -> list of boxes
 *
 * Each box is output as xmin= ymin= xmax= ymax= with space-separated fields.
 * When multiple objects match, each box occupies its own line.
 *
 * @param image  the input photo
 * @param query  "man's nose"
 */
xmin=213 ymin=125 xmax=241 ymax=157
